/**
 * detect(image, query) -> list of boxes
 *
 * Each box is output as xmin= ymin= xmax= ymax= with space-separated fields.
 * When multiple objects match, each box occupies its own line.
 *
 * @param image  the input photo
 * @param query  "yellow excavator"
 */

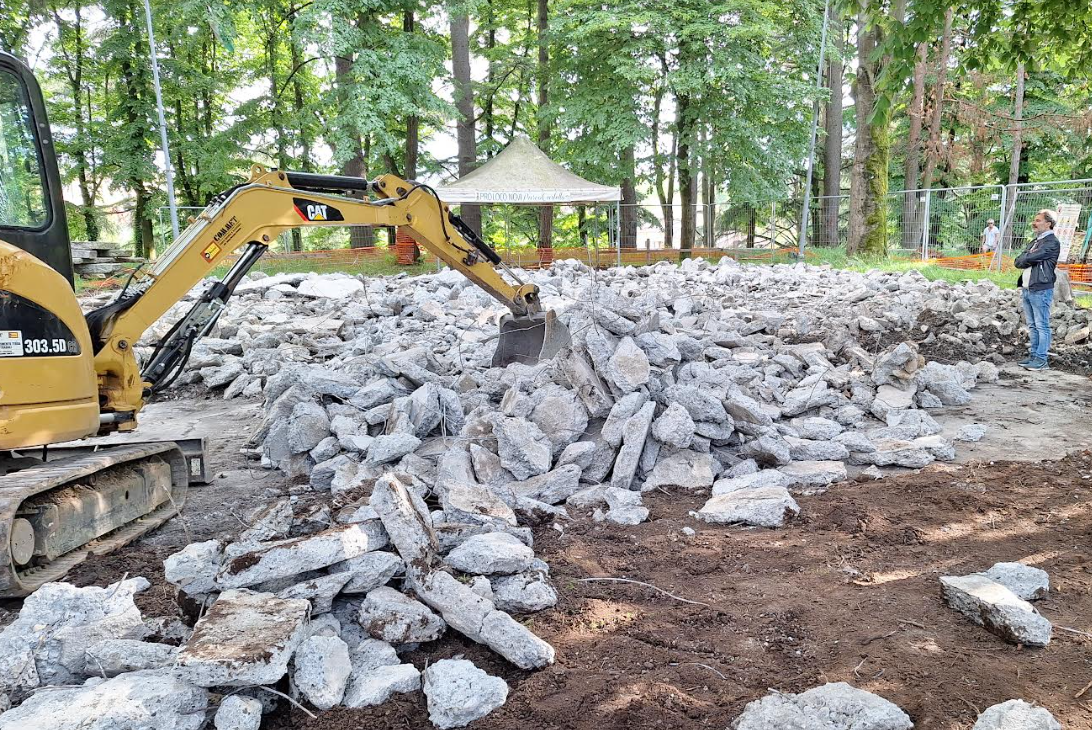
xmin=0 ymin=50 xmax=568 ymax=596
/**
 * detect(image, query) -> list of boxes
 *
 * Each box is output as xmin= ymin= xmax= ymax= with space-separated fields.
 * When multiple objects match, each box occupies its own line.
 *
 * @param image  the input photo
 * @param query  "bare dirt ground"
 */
xmin=11 ymin=364 xmax=1092 ymax=729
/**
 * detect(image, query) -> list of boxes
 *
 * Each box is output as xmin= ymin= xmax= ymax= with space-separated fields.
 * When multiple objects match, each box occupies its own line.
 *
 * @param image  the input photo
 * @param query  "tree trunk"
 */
xmin=53 ymin=3 xmax=100 ymax=240
xmin=746 ymin=206 xmax=756 ymax=248
xmin=1002 ymin=63 xmax=1026 ymax=251
xmin=484 ymin=0 xmax=496 ymax=147
xmin=450 ymin=11 xmax=480 ymax=234
xmin=290 ymin=31 xmax=313 ymax=172
xmin=900 ymin=40 xmax=927 ymax=249
xmin=702 ymin=148 xmax=715 ymax=248
xmin=404 ymin=9 xmax=418 ymax=180
xmin=620 ymin=144 xmax=638 ymax=248
xmin=335 ymin=53 xmax=373 ymax=248
xmin=919 ymin=7 xmax=953 ymax=192
xmin=652 ymin=55 xmax=674 ymax=249
xmin=820 ymin=17 xmax=844 ymax=248
xmin=677 ymin=94 xmax=695 ymax=251
xmin=847 ymin=11 xmax=889 ymax=257
xmin=536 ymin=0 xmax=552 ymax=253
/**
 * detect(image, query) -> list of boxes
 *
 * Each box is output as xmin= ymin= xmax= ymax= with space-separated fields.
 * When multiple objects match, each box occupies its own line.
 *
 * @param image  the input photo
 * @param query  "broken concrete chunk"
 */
xmin=84 ymin=639 xmax=176 ymax=677
xmin=370 ymin=473 xmax=439 ymax=572
xmin=445 ymin=531 xmax=536 ymax=575
xmin=214 ymin=695 xmax=263 ymax=730
xmin=693 ymin=486 xmax=800 ymax=528
xmin=610 ymin=401 xmax=656 ymax=491
xmin=216 ymin=524 xmax=375 ymax=589
xmin=287 ymin=401 xmax=331 ymax=453
xmin=956 ymin=423 xmax=987 ymax=442
xmin=607 ymin=336 xmax=652 ymax=393
xmin=979 ymin=562 xmax=1049 ymax=601
xmin=731 ymin=682 xmax=912 ymax=730
xmin=423 ymin=658 xmax=509 ymax=729
xmin=176 ymin=589 xmax=311 ymax=687
xmin=642 ymin=449 xmax=716 ymax=490
xmin=343 ymin=662 xmax=422 ymax=708
xmin=276 ymin=572 xmax=353 ymax=614
xmin=511 ymin=464 xmax=583 ymax=505
xmin=491 ymin=415 xmax=553 ymax=480
xmin=529 ymin=387 xmax=590 ymax=456
xmin=491 ymin=572 xmax=558 ymax=613
xmin=0 ymin=578 xmax=149 ymax=695
xmin=779 ymin=460 xmax=848 ymax=489
xmin=940 ymin=574 xmax=1051 ymax=646
xmin=556 ymin=440 xmax=598 ymax=470
xmin=293 ymin=635 xmax=351 ymax=710
xmin=411 ymin=570 xmax=555 ymax=669
xmin=367 ymin=433 xmax=422 ymax=464
xmin=0 ymin=670 xmax=209 ymax=730
xmin=239 ymin=498 xmax=294 ymax=542
xmin=358 ymin=586 xmax=446 ymax=644
xmin=164 ymin=539 xmax=224 ymax=595
xmin=651 ymin=402 xmax=696 ymax=449
xmin=712 ymin=469 xmax=791 ymax=495
xmin=742 ymin=434 xmax=792 ymax=467
xmin=972 ymin=700 xmax=1061 ymax=730
xmin=594 ymin=487 xmax=650 ymax=525
xmin=443 ymin=482 xmax=519 ymax=527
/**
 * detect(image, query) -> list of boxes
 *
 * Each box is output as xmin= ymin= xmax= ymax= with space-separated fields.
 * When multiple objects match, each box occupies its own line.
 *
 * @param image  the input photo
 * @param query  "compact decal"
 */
xmin=0 ymin=330 xmax=23 ymax=357
xmin=293 ymin=197 xmax=345 ymax=222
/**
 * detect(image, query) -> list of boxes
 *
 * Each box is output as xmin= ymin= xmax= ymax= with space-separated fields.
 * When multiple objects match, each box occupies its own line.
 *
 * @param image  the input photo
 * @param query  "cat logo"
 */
xmin=292 ymin=197 xmax=345 ymax=222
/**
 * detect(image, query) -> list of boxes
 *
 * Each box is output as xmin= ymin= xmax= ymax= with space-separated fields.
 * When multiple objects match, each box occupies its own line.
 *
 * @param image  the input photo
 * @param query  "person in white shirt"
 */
xmin=980 ymin=219 xmax=999 ymax=253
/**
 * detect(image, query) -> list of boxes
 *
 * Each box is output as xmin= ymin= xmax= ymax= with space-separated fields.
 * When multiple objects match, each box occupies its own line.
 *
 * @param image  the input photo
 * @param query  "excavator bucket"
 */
xmin=492 ymin=310 xmax=572 ymax=367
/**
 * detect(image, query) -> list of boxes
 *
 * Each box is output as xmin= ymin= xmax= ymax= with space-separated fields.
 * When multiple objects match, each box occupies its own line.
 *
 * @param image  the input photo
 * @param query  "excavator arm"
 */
xmin=88 ymin=165 xmax=565 ymax=430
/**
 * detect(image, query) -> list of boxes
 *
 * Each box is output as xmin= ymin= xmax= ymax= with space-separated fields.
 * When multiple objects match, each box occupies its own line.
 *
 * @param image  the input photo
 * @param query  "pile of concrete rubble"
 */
xmin=15 ymin=257 xmax=1076 ymax=727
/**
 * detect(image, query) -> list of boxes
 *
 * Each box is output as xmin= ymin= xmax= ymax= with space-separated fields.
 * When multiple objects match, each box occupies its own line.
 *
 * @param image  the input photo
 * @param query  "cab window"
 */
xmin=0 ymin=68 xmax=48 ymax=229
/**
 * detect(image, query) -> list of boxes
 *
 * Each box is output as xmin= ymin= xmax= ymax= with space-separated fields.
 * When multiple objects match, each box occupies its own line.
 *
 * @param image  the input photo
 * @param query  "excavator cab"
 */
xmin=0 ymin=51 xmax=73 ymax=284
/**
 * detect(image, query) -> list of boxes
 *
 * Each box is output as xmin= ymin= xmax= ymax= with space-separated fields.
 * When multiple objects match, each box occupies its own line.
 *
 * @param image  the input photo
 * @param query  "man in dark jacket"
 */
xmin=1014 ymin=209 xmax=1061 ymax=370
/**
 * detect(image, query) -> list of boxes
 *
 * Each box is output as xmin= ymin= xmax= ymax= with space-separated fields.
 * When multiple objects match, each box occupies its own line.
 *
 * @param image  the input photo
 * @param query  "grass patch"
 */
xmin=789 ymin=248 xmax=1017 ymax=289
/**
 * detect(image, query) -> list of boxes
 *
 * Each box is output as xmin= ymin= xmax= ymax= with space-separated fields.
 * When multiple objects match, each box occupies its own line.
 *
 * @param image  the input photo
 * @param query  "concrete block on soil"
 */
xmin=442 ymin=482 xmax=519 ymax=527
xmin=492 ymin=572 xmax=558 ymax=613
xmin=358 ymin=586 xmax=446 ymax=644
xmin=0 ymin=670 xmax=209 ymax=730
xmin=293 ymin=635 xmax=351 ymax=710
xmin=214 ymin=695 xmax=263 ymax=730
xmin=239 ymin=499 xmax=294 ymax=543
xmin=411 ymin=570 xmax=555 ymax=669
xmin=216 ymin=524 xmax=375 ymax=589
xmin=973 ymin=700 xmax=1061 ymax=730
xmin=444 ymin=531 xmax=536 ymax=575
xmin=422 ymin=658 xmax=509 ymax=729
xmin=940 ymin=574 xmax=1052 ymax=646
xmin=693 ymin=486 xmax=800 ymax=528
xmin=978 ymin=562 xmax=1049 ymax=601
xmin=343 ymin=662 xmax=421 ymax=708
xmin=164 ymin=539 xmax=224 ymax=595
xmin=731 ymin=682 xmax=912 ymax=730
xmin=779 ymin=461 xmax=848 ymax=489
xmin=176 ymin=589 xmax=311 ymax=687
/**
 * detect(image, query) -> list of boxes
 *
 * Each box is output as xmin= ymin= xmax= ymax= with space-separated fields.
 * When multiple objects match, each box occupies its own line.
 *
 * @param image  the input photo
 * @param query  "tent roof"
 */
xmin=435 ymin=135 xmax=621 ymax=204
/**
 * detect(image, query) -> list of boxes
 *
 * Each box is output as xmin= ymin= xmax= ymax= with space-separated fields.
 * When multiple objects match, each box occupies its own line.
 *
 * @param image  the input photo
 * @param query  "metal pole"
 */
xmin=616 ymin=202 xmax=622 ymax=267
xmin=920 ymin=190 xmax=932 ymax=259
xmin=142 ymin=0 xmax=179 ymax=243
xmin=797 ymin=0 xmax=831 ymax=258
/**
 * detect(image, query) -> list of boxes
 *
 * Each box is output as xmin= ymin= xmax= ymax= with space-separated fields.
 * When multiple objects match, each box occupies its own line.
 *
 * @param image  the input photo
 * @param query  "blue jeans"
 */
xmin=1021 ymin=288 xmax=1054 ymax=360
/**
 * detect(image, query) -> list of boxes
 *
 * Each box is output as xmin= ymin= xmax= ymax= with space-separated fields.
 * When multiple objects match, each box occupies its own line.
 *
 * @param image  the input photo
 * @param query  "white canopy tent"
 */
xmin=436 ymin=136 xmax=622 ymax=264
xmin=437 ymin=135 xmax=621 ymax=205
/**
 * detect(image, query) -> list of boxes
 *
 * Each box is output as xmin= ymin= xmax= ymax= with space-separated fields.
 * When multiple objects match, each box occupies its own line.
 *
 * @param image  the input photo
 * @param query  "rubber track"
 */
xmin=0 ymin=442 xmax=189 ymax=596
